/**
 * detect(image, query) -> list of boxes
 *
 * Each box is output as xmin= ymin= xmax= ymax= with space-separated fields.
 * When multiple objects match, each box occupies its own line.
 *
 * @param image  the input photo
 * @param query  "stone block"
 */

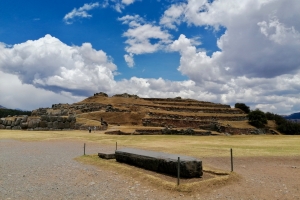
xmin=53 ymin=121 xmax=58 ymax=129
xmin=49 ymin=116 xmax=57 ymax=122
xmin=58 ymin=122 xmax=64 ymax=129
xmin=98 ymin=152 xmax=115 ymax=159
xmin=6 ymin=126 xmax=11 ymax=129
xmin=47 ymin=122 xmax=53 ymax=128
xmin=0 ymin=124 xmax=5 ymax=129
xmin=70 ymin=122 xmax=75 ymax=129
xmin=20 ymin=122 xmax=28 ymax=129
xmin=64 ymin=121 xmax=70 ymax=128
xmin=57 ymin=116 xmax=63 ymax=122
xmin=115 ymin=148 xmax=202 ymax=178
xmin=12 ymin=126 xmax=21 ymax=130
xmin=40 ymin=121 xmax=48 ymax=128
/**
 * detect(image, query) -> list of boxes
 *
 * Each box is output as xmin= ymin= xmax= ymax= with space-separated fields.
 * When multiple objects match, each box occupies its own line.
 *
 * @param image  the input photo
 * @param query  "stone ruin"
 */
xmin=115 ymin=148 xmax=203 ymax=178
xmin=0 ymin=115 xmax=76 ymax=131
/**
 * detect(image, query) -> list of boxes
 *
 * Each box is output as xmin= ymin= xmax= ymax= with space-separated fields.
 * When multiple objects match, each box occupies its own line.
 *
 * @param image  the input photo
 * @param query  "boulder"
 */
xmin=39 ymin=121 xmax=48 ymax=128
xmin=12 ymin=126 xmax=21 ymax=130
xmin=53 ymin=121 xmax=58 ymax=129
xmin=58 ymin=122 xmax=64 ymax=129
xmin=20 ymin=122 xmax=28 ymax=129
xmin=115 ymin=148 xmax=202 ymax=178
xmin=47 ymin=122 xmax=53 ymax=128
xmin=22 ymin=115 xmax=28 ymax=123
xmin=64 ymin=121 xmax=70 ymax=128
xmin=0 ymin=125 xmax=5 ymax=129
xmin=27 ymin=119 xmax=40 ymax=129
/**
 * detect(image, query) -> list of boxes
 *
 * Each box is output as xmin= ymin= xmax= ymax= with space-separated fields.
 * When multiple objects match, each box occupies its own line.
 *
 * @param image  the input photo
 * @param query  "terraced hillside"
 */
xmin=2 ymin=92 xmax=272 ymax=134
xmin=72 ymin=93 xmax=260 ymax=135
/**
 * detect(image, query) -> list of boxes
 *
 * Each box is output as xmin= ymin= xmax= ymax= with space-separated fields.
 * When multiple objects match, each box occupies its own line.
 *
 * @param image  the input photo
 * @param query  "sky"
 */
xmin=0 ymin=0 xmax=300 ymax=115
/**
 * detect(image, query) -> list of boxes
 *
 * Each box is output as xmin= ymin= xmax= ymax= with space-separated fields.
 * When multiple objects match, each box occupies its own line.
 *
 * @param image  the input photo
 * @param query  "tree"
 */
xmin=248 ymin=109 xmax=267 ymax=128
xmin=235 ymin=103 xmax=250 ymax=114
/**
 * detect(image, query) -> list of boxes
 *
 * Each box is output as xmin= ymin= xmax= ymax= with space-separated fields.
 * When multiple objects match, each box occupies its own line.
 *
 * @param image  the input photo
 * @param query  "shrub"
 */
xmin=248 ymin=109 xmax=267 ymax=128
xmin=235 ymin=103 xmax=250 ymax=114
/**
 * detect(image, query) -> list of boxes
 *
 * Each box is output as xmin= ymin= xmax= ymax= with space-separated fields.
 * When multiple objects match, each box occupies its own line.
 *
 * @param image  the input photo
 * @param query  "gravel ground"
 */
xmin=1 ymin=139 xmax=300 ymax=200
xmin=0 ymin=139 xmax=194 ymax=200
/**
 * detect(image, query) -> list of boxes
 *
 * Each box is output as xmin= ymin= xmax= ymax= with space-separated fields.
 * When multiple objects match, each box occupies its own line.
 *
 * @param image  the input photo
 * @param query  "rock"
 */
xmin=53 ymin=121 xmax=58 ymax=129
xmin=40 ymin=121 xmax=48 ymax=128
xmin=64 ymin=121 xmax=70 ymax=128
xmin=58 ymin=122 xmax=64 ymax=129
xmin=94 ymin=92 xmax=108 ymax=97
xmin=20 ymin=122 xmax=28 ymax=129
xmin=0 ymin=124 xmax=5 ymax=129
xmin=27 ymin=119 xmax=40 ymax=128
xmin=12 ymin=126 xmax=21 ymax=130
xmin=115 ymin=148 xmax=202 ymax=178
xmin=47 ymin=122 xmax=53 ymax=128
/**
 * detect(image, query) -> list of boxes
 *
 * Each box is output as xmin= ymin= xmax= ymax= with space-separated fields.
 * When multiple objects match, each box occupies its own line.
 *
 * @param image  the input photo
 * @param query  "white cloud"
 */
xmin=0 ymin=71 xmax=84 ymax=110
xmin=63 ymin=2 xmax=100 ymax=24
xmin=160 ymin=3 xmax=186 ymax=30
xmin=122 ymin=0 xmax=135 ymax=5
xmin=163 ymin=0 xmax=300 ymax=79
xmin=118 ymin=15 xmax=172 ymax=66
xmin=124 ymin=54 xmax=135 ymax=67
xmin=0 ymin=34 xmax=117 ymax=96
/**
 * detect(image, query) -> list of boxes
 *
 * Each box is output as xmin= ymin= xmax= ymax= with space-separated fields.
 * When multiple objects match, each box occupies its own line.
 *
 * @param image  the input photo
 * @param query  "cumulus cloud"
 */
xmin=124 ymin=54 xmax=135 ymax=67
xmin=63 ymin=2 xmax=100 ymax=24
xmin=0 ymin=71 xmax=84 ymax=110
xmin=0 ymin=34 xmax=117 ymax=96
xmin=160 ymin=3 xmax=186 ymax=30
xmin=163 ymin=0 xmax=300 ymax=79
xmin=118 ymin=15 xmax=172 ymax=67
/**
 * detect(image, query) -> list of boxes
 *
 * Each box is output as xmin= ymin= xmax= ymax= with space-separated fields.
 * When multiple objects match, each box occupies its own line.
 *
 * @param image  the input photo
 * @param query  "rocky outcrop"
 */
xmin=94 ymin=92 xmax=108 ymax=97
xmin=113 ymin=93 xmax=139 ymax=99
xmin=115 ymin=148 xmax=203 ymax=178
xmin=0 ymin=115 xmax=76 ymax=131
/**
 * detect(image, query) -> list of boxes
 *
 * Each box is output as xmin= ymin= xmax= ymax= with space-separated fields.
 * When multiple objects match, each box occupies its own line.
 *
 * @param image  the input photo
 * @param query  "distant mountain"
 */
xmin=0 ymin=105 xmax=6 ymax=109
xmin=285 ymin=112 xmax=300 ymax=119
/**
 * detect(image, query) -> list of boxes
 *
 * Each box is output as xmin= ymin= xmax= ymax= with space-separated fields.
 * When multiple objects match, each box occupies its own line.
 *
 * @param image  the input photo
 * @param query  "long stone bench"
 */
xmin=115 ymin=148 xmax=202 ymax=178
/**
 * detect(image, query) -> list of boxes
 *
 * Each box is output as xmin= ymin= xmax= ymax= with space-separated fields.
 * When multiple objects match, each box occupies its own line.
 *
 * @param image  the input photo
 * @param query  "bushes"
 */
xmin=0 ymin=109 xmax=31 ymax=118
xmin=248 ymin=109 xmax=267 ymax=128
xmin=235 ymin=103 xmax=250 ymax=113
xmin=265 ymin=112 xmax=300 ymax=135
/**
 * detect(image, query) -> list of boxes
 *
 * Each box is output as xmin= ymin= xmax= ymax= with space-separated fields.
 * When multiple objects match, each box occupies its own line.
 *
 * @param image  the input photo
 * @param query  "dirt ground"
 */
xmin=1 ymin=139 xmax=300 ymax=199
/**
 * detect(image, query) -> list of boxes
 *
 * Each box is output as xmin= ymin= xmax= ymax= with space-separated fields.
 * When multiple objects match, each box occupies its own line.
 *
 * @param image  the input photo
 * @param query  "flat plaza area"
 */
xmin=1 ymin=129 xmax=300 ymax=199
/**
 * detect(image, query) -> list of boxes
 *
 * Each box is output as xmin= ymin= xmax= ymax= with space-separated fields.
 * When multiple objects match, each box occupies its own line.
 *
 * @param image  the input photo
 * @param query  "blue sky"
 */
xmin=1 ymin=0 xmax=300 ymax=114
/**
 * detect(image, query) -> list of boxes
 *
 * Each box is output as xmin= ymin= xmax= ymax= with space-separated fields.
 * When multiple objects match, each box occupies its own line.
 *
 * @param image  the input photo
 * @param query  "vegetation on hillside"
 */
xmin=0 ymin=109 xmax=31 ymax=118
xmin=248 ymin=109 xmax=267 ymax=128
xmin=235 ymin=103 xmax=250 ymax=114
xmin=235 ymin=102 xmax=300 ymax=135
xmin=265 ymin=112 xmax=300 ymax=135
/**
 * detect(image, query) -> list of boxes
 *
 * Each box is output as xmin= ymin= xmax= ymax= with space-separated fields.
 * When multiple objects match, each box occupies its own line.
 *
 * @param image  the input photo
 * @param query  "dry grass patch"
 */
xmin=78 ymin=111 xmax=146 ymax=126
xmin=1 ymin=130 xmax=300 ymax=157
xmin=75 ymin=155 xmax=238 ymax=193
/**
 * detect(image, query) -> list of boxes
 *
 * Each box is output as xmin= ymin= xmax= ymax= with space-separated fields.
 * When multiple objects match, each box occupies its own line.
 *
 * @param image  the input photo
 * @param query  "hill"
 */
xmin=0 ymin=105 xmax=6 ymax=109
xmin=284 ymin=112 xmax=300 ymax=120
xmin=2 ymin=92 xmax=277 ymax=134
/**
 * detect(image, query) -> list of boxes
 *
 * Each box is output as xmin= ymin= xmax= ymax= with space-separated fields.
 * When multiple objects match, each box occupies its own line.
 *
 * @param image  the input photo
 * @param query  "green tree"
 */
xmin=248 ymin=109 xmax=267 ymax=128
xmin=235 ymin=103 xmax=250 ymax=113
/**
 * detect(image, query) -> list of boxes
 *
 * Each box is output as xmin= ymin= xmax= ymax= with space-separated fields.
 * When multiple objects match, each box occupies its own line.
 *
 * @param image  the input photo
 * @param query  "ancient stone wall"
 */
xmin=0 ymin=115 xmax=76 ymax=131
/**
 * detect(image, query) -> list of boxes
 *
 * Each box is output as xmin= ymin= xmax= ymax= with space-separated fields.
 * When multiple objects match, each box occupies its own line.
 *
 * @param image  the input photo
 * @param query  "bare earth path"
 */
xmin=1 ymin=139 xmax=300 ymax=200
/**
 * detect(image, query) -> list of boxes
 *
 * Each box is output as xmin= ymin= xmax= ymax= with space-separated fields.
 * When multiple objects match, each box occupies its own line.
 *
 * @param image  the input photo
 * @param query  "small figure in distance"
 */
xmin=88 ymin=127 xmax=91 ymax=133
